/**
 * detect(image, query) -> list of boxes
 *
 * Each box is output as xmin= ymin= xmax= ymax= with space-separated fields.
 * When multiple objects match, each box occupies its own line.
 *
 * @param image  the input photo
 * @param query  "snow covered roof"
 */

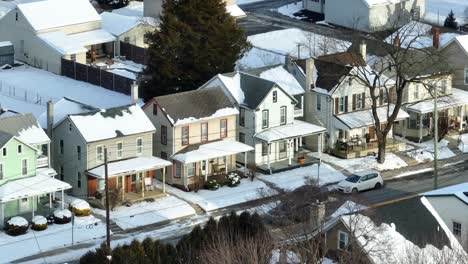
xmin=38 ymin=31 xmax=87 ymax=55
xmin=226 ymin=4 xmax=246 ymax=18
xmin=0 ymin=113 xmax=50 ymax=145
xmin=0 ymin=175 xmax=71 ymax=203
xmin=335 ymin=104 xmax=409 ymax=129
xmin=255 ymin=120 xmax=325 ymax=143
xmin=172 ymin=140 xmax=254 ymax=164
xmin=69 ymin=29 xmax=115 ymax=47
xmin=362 ymin=0 xmax=401 ymax=7
xmin=152 ymin=87 xmax=238 ymax=126
xmin=442 ymin=34 xmax=468 ymax=54
xmin=69 ymin=104 xmax=155 ymax=143
xmin=248 ymin=65 xmax=305 ymax=96
xmin=101 ymin=12 xmax=143 ymax=36
xmin=88 ymin=156 xmax=171 ymax=178
xmin=385 ymin=21 xmax=460 ymax=49
xmin=0 ymin=41 xmax=12 ymax=48
xmin=406 ymin=88 xmax=468 ymax=114
xmin=17 ymin=0 xmax=101 ymax=32
xmin=423 ymin=182 xmax=468 ymax=205
xmin=37 ymin=97 xmax=98 ymax=128
xmin=111 ymin=1 xmax=159 ymax=26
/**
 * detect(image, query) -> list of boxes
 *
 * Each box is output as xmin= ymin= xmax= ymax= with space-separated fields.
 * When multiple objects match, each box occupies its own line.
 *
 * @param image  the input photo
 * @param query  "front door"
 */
xmin=125 ymin=176 xmax=131 ymax=193
xmin=279 ymin=142 xmax=287 ymax=159
xmin=131 ymin=174 xmax=137 ymax=192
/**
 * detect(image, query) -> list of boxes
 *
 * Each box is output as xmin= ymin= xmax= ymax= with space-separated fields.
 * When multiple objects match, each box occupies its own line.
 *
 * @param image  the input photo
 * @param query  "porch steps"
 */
xmin=91 ymin=213 xmax=125 ymax=234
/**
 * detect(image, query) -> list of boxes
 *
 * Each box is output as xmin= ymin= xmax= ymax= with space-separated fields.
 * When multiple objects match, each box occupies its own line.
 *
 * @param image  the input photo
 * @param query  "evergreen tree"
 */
xmin=142 ymin=0 xmax=250 ymax=99
xmin=444 ymin=10 xmax=458 ymax=29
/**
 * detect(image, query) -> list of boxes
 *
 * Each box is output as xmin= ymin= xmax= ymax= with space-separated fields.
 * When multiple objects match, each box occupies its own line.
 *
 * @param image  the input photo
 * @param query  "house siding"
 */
xmin=0 ymin=138 xmax=37 ymax=185
xmin=442 ymin=42 xmax=468 ymax=91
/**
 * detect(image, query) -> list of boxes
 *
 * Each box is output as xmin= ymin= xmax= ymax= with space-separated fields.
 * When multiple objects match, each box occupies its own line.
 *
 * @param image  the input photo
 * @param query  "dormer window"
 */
xmin=272 ymin=91 xmax=277 ymax=103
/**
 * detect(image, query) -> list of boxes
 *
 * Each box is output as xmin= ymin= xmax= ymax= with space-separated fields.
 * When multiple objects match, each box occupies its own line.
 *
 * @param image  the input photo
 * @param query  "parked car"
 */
xmin=337 ymin=170 xmax=384 ymax=193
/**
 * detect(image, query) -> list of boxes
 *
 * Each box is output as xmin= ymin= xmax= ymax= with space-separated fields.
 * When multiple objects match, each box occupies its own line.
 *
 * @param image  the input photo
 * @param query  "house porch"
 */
xmin=331 ymin=138 xmax=405 ymax=159
xmin=257 ymin=149 xmax=319 ymax=174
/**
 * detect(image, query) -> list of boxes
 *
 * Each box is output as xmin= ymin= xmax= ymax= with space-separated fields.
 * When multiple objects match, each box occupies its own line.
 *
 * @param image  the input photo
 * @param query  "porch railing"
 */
xmin=332 ymin=138 xmax=404 ymax=157
xmin=36 ymin=156 xmax=49 ymax=168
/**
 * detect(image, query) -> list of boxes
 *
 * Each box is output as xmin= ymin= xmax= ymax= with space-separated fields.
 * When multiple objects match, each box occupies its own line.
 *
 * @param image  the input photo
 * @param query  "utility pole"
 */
xmin=104 ymin=148 xmax=111 ymax=254
xmin=433 ymin=85 xmax=439 ymax=190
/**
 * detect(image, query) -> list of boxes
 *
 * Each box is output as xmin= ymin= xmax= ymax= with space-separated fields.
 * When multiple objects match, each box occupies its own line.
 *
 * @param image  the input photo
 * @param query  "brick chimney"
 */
xmin=305 ymin=58 xmax=315 ymax=91
xmin=432 ymin=26 xmax=440 ymax=49
xmin=46 ymin=100 xmax=54 ymax=138
xmin=393 ymin=34 xmax=401 ymax=47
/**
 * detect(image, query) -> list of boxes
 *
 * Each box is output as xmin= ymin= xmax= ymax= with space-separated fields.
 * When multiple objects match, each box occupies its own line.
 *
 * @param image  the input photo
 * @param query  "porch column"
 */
xmin=419 ymin=113 xmax=423 ymax=143
xmin=460 ymin=106 xmax=464 ymax=131
xmin=225 ymin=157 xmax=228 ymax=174
xmin=267 ymin=143 xmax=271 ymax=173
xmin=162 ymin=167 xmax=166 ymax=193
xmin=49 ymin=193 xmax=52 ymax=208
xmin=141 ymin=173 xmax=145 ymax=198
xmin=299 ymin=137 xmax=303 ymax=147
xmin=32 ymin=196 xmax=35 ymax=218
xmin=244 ymin=152 xmax=248 ymax=174
xmin=61 ymin=189 xmax=64 ymax=209
xmin=288 ymin=140 xmax=292 ymax=166
xmin=204 ymin=159 xmax=208 ymax=181
xmin=318 ymin=133 xmax=322 ymax=160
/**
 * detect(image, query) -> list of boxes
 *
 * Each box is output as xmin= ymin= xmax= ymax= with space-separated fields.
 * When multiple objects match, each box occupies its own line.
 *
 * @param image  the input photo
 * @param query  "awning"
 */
xmin=0 ymin=175 xmax=71 ymax=203
xmin=254 ymin=120 xmax=326 ymax=143
xmin=69 ymin=29 xmax=116 ymax=47
xmin=406 ymin=88 xmax=468 ymax=114
xmin=37 ymin=167 xmax=57 ymax=177
xmin=172 ymin=140 xmax=254 ymax=164
xmin=87 ymin=156 xmax=172 ymax=179
xmin=334 ymin=104 xmax=409 ymax=129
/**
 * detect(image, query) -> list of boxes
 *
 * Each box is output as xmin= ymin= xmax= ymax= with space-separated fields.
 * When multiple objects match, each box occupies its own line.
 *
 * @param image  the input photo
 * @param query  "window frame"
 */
xmin=464 ymin=68 xmax=468 ymax=85
xmin=239 ymin=108 xmax=245 ymax=127
xmin=201 ymin=122 xmax=208 ymax=142
xmin=186 ymin=163 xmax=195 ymax=177
xmin=17 ymin=144 xmax=22 ymax=155
xmin=60 ymin=139 xmax=64 ymax=155
xmin=1 ymin=147 xmax=6 ymax=157
xmin=280 ymin=106 xmax=287 ymax=125
xmin=116 ymin=142 xmax=123 ymax=159
xmin=181 ymin=126 xmax=189 ymax=145
xmin=60 ymin=166 xmax=64 ymax=181
xmin=453 ymin=221 xmax=462 ymax=236
xmin=220 ymin=119 xmax=228 ymax=138
xmin=161 ymin=151 xmax=167 ymax=160
xmin=262 ymin=110 xmax=269 ymax=129
xmin=96 ymin=145 xmax=103 ymax=161
xmin=239 ymin=132 xmax=245 ymax=143
xmin=339 ymin=97 xmax=345 ymax=113
xmin=77 ymin=171 xmax=81 ymax=188
xmin=161 ymin=125 xmax=167 ymax=145
xmin=174 ymin=162 xmax=181 ymax=178
xmin=272 ymin=91 xmax=277 ymax=103
xmin=136 ymin=138 xmax=143 ymax=154
xmin=262 ymin=142 xmax=269 ymax=156
xmin=21 ymin=158 xmax=28 ymax=176
xmin=338 ymin=230 xmax=349 ymax=251
xmin=153 ymin=103 xmax=158 ymax=116
xmin=77 ymin=145 xmax=81 ymax=160
xmin=0 ymin=163 xmax=3 ymax=180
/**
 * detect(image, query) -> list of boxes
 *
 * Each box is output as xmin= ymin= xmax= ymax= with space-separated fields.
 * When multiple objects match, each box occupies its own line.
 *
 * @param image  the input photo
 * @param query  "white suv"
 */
xmin=337 ymin=170 xmax=384 ymax=194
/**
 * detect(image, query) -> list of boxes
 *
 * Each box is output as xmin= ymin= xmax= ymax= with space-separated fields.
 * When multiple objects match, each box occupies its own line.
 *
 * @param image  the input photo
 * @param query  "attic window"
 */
xmin=153 ymin=104 xmax=158 ymax=116
xmin=15 ymin=12 xmax=18 ymax=21
xmin=273 ymin=91 xmax=277 ymax=103
xmin=2 ymin=148 xmax=6 ymax=157
xmin=348 ymin=78 xmax=353 ymax=86
xmin=68 ymin=123 xmax=73 ymax=132
xmin=17 ymin=145 xmax=22 ymax=154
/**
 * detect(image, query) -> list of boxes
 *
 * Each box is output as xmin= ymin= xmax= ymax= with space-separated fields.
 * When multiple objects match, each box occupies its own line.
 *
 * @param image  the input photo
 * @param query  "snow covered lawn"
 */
xmin=0 ymin=215 xmax=105 ymax=263
xmin=309 ymin=152 xmax=408 ymax=173
xmin=406 ymin=139 xmax=455 ymax=163
xmin=94 ymin=195 xmax=195 ymax=230
xmin=157 ymin=179 xmax=276 ymax=212
xmin=424 ymin=0 xmax=468 ymax=25
xmin=258 ymin=163 xmax=346 ymax=191
xmin=275 ymin=2 xmax=304 ymax=19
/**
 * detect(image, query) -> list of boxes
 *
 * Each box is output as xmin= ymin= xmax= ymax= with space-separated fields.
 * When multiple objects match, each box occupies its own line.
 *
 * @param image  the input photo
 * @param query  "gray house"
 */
xmin=0 ymin=41 xmax=14 ymax=67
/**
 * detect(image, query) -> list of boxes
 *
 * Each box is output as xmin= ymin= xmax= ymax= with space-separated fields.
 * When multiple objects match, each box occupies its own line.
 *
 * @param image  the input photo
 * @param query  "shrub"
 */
xmin=6 ymin=217 xmax=29 ymax=236
xmin=54 ymin=209 xmax=72 ymax=224
xmin=225 ymin=172 xmax=241 ymax=187
xmin=31 ymin=215 xmax=48 ymax=231
xmin=69 ymin=199 xmax=91 ymax=217
xmin=205 ymin=179 xmax=220 ymax=191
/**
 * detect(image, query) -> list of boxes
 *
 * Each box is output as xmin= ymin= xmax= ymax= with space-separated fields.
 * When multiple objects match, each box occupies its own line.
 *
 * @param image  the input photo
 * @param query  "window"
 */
xmin=1 ymin=147 xmax=6 ymax=157
xmin=60 ymin=140 xmax=64 ymax=155
xmin=15 ymin=12 xmax=18 ymax=21
xmin=136 ymin=138 xmax=143 ymax=154
xmin=357 ymin=93 xmax=363 ymax=109
xmin=239 ymin=108 xmax=245 ymax=126
xmin=96 ymin=146 xmax=103 ymax=161
xmin=187 ymin=163 xmax=195 ymax=177
xmin=153 ymin=104 xmax=158 ymax=115
xmin=464 ymin=69 xmax=468 ymax=85
xmin=348 ymin=78 xmax=353 ymax=86
xmin=124 ymin=37 xmax=130 ymax=43
xmin=0 ymin=163 xmax=3 ymax=180
xmin=17 ymin=144 xmax=22 ymax=154
xmin=239 ymin=132 xmax=245 ymax=143
xmin=161 ymin=152 xmax=167 ymax=160
xmin=22 ymin=159 xmax=27 ymax=176
xmin=414 ymin=85 xmax=420 ymax=100
xmin=262 ymin=110 xmax=269 ymax=129
xmin=339 ymin=97 xmax=345 ymax=113
xmin=280 ymin=106 xmax=287 ymax=125
xmin=174 ymin=162 xmax=181 ymax=178
xmin=68 ymin=123 xmax=73 ymax=132
xmin=338 ymin=231 xmax=349 ymax=250
xmin=316 ymin=94 xmax=321 ymax=111
xmin=220 ymin=119 xmax=227 ymax=138
xmin=60 ymin=166 xmax=64 ymax=181
xmin=77 ymin=172 xmax=81 ymax=188
xmin=182 ymin=126 xmax=189 ymax=145
xmin=77 ymin=146 xmax=81 ymax=160
xmin=201 ymin=123 xmax=208 ymax=142
xmin=161 ymin=125 xmax=167 ymax=145
xmin=70 ymin=54 xmax=76 ymax=62
xmin=262 ymin=143 xmax=269 ymax=156
xmin=117 ymin=142 xmax=123 ymax=158
xmin=272 ymin=91 xmax=277 ymax=103
xmin=453 ymin=221 xmax=462 ymax=236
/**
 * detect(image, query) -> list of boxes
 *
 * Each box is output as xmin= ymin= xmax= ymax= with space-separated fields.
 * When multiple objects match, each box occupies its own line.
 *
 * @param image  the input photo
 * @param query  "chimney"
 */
xmin=359 ymin=40 xmax=367 ymax=63
xmin=393 ymin=34 xmax=401 ymax=47
xmin=131 ymin=82 xmax=138 ymax=104
xmin=305 ymin=58 xmax=315 ymax=91
xmin=432 ymin=26 xmax=440 ymax=49
xmin=46 ymin=100 xmax=54 ymax=138
xmin=310 ymin=202 xmax=325 ymax=230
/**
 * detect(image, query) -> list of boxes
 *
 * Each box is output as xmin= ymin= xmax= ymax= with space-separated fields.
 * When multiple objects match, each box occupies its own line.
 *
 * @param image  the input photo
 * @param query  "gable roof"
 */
xmin=0 ymin=113 xmax=49 ymax=145
xmin=153 ymin=87 xmax=238 ymax=126
xmin=68 ymin=104 xmax=155 ymax=143
xmin=442 ymin=34 xmax=468 ymax=55
xmin=0 ymin=131 xmax=13 ymax=148
xmin=246 ymin=65 xmax=305 ymax=96
xmin=17 ymin=0 xmax=101 ymax=32
xmin=295 ymin=58 xmax=352 ymax=92
xmin=100 ymin=12 xmax=142 ymax=36
xmin=423 ymin=182 xmax=468 ymax=205
xmin=37 ymin=97 xmax=98 ymax=129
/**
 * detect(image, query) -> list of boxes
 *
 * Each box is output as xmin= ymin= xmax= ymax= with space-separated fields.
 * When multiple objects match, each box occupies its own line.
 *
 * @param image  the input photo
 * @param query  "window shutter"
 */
xmin=352 ymin=94 xmax=356 ymax=111
xmin=362 ymin=92 xmax=365 ymax=108
xmin=345 ymin=96 xmax=348 ymax=112
xmin=335 ymin=98 xmax=339 ymax=114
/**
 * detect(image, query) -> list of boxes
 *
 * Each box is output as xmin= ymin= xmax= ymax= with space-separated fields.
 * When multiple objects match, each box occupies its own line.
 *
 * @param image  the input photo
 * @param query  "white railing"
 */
xmin=294 ymin=107 xmax=303 ymax=117
xmin=36 ymin=156 xmax=49 ymax=168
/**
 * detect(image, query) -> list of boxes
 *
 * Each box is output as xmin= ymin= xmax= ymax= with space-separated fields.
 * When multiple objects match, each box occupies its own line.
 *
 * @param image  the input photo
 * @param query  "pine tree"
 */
xmin=142 ymin=0 xmax=250 ymax=99
xmin=444 ymin=10 xmax=458 ymax=29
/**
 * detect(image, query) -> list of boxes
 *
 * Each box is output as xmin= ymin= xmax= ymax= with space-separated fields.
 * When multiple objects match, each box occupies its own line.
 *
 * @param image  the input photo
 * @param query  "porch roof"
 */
xmin=334 ymin=104 xmax=409 ymax=129
xmin=0 ymin=175 xmax=71 ymax=203
xmin=254 ymin=120 xmax=326 ymax=143
xmin=406 ymin=88 xmax=468 ymax=114
xmin=171 ymin=140 xmax=254 ymax=164
xmin=87 ymin=156 xmax=171 ymax=179
xmin=37 ymin=167 xmax=58 ymax=177
xmin=69 ymin=29 xmax=116 ymax=47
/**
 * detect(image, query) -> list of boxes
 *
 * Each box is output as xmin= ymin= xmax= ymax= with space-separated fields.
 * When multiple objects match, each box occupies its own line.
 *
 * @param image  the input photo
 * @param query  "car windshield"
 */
xmin=346 ymin=175 xmax=361 ymax=183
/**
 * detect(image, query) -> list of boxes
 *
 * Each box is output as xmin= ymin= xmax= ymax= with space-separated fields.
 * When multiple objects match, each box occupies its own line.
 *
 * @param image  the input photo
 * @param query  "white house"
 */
xmin=0 ymin=0 xmax=116 ymax=74
xmin=423 ymin=183 xmax=468 ymax=250
xmin=200 ymin=72 xmax=325 ymax=174
xmin=303 ymin=0 xmax=425 ymax=32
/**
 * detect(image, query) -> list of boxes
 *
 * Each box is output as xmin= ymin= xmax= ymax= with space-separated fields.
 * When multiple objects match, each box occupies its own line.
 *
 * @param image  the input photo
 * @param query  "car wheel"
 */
xmin=375 ymin=183 xmax=382 ymax=189
xmin=352 ymin=188 xmax=359 ymax=194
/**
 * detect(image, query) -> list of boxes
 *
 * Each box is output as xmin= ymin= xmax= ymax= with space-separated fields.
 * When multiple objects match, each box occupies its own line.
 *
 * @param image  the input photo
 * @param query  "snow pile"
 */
xmin=309 ymin=152 xmax=407 ymax=173
xmin=275 ymin=2 xmax=304 ymax=19
xmin=173 ymin=107 xmax=239 ymax=126
xmin=94 ymin=195 xmax=196 ymax=230
xmin=70 ymin=199 xmax=90 ymax=211
xmin=406 ymin=139 xmax=455 ymax=163
xmin=7 ymin=217 xmax=28 ymax=227
xmin=54 ymin=209 xmax=72 ymax=219
xmin=32 ymin=216 xmax=47 ymax=225
xmin=258 ymin=163 xmax=346 ymax=191
xmin=259 ymin=66 xmax=304 ymax=95
xmin=157 ymin=179 xmax=276 ymax=212
xmin=424 ymin=0 xmax=468 ymax=26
